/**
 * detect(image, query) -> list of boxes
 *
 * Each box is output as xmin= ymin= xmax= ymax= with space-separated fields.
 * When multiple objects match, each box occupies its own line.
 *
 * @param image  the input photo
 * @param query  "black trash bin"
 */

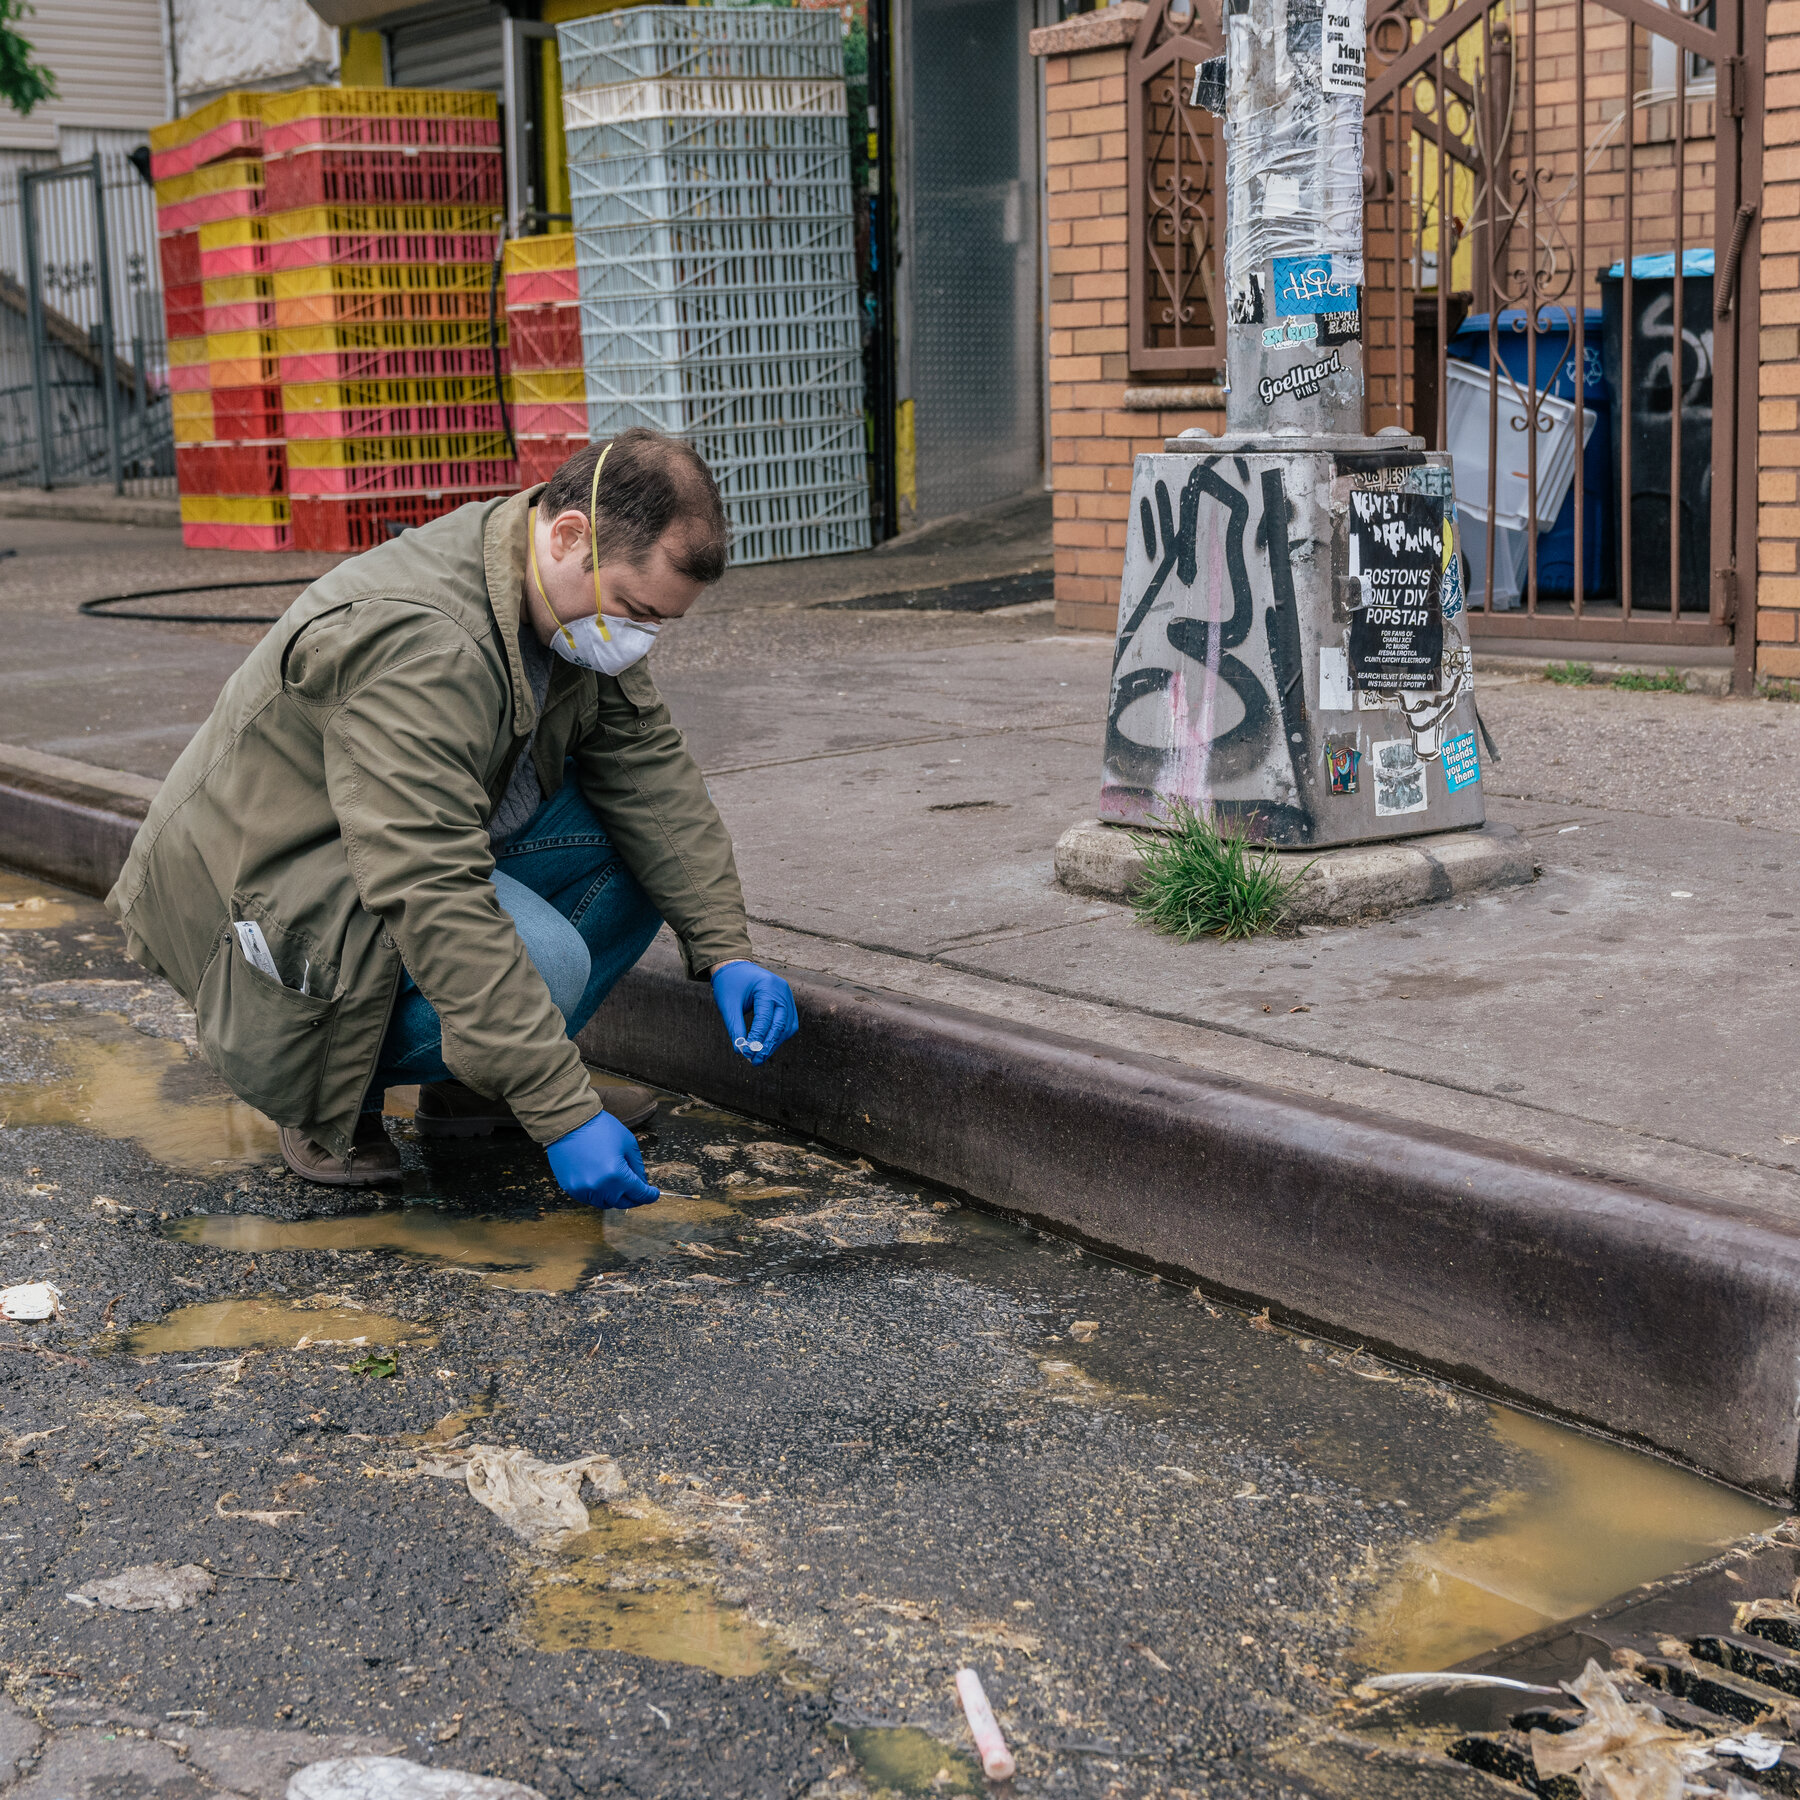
xmin=1599 ymin=250 xmax=1713 ymax=612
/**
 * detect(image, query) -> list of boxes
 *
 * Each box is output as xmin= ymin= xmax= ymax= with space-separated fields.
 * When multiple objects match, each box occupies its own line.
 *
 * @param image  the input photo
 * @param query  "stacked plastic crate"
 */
xmin=557 ymin=7 xmax=868 ymax=564
xmin=257 ymin=87 xmax=514 ymax=554
xmin=152 ymin=95 xmax=288 ymax=550
xmin=504 ymin=234 xmax=588 ymax=485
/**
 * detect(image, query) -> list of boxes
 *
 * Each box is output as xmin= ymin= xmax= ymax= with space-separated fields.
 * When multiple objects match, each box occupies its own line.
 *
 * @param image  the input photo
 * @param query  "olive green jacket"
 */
xmin=106 ymin=487 xmax=752 ymax=1157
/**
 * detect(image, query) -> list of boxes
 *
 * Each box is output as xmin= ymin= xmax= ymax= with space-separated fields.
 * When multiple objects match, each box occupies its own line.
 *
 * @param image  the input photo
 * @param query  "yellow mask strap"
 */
xmin=589 ymin=442 xmax=611 ymax=643
xmin=527 ymin=505 xmax=579 ymax=655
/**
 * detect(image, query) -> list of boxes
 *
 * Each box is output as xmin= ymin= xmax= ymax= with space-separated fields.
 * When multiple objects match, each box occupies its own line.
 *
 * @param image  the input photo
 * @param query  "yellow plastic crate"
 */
xmin=167 ymin=336 xmax=210 ymax=368
xmin=179 ymin=494 xmax=291 ymax=526
xmin=503 ymin=233 xmax=576 ymax=277
xmin=207 ymin=329 xmax=280 ymax=360
xmin=271 ymin=261 xmax=491 ymax=299
xmin=274 ymin=320 xmax=505 ymax=355
xmin=150 ymin=92 xmax=263 ymax=156
xmin=510 ymin=368 xmax=585 ymax=405
xmin=172 ymin=393 xmax=214 ymax=443
xmin=198 ymin=216 xmax=270 ymax=252
xmin=261 ymin=203 xmax=503 ymax=243
xmin=287 ymin=431 xmax=513 ymax=468
xmin=283 ymin=376 xmax=502 ymax=411
xmin=155 ymin=158 xmax=264 ymax=207
xmin=203 ymin=274 xmax=276 ymax=305
xmin=261 ymin=85 xmax=498 ymax=125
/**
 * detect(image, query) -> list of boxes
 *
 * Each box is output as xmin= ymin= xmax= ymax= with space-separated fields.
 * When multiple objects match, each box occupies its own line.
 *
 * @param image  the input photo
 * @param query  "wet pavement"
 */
xmin=0 ymin=869 xmax=1787 ymax=1798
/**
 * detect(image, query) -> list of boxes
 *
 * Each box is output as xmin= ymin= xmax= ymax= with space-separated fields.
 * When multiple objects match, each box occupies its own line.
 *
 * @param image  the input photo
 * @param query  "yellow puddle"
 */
xmin=0 ymin=870 xmax=83 ymax=931
xmin=836 ymin=1726 xmax=983 ymax=1798
xmin=527 ymin=1505 xmax=796 ymax=1679
xmin=126 ymin=1295 xmax=434 ymax=1354
xmin=170 ymin=1192 xmax=741 ymax=1291
xmin=1351 ymin=1406 xmax=1781 ymax=1671
xmin=0 ymin=1010 xmax=278 ymax=1172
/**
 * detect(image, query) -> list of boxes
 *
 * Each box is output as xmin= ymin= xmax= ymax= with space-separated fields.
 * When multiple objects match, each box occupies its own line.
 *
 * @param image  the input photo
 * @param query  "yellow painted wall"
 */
xmin=339 ymin=28 xmax=386 ymax=86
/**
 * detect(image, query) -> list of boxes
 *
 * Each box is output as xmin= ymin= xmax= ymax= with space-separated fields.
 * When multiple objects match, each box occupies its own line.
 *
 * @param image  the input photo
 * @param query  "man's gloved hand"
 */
xmin=546 ymin=1111 xmax=659 ymax=1209
xmin=710 ymin=960 xmax=798 ymax=1066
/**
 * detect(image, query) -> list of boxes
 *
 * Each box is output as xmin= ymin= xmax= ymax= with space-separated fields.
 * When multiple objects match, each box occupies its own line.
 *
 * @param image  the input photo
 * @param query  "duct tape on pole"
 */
xmin=1101 ymin=0 xmax=1483 ymax=850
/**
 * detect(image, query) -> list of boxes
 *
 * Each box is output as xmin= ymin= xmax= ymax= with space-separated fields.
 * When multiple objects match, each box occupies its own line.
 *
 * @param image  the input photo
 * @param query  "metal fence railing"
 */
xmin=2 ymin=152 xmax=173 ymax=497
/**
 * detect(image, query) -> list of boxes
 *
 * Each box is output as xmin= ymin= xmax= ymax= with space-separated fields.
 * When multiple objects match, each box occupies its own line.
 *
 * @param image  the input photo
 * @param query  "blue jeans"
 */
xmin=366 ymin=775 xmax=663 ymax=1104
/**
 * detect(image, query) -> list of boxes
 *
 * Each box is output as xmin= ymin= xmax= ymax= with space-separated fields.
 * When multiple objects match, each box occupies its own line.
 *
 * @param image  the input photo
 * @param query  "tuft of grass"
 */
xmin=1759 ymin=676 xmax=1800 ymax=704
xmin=1544 ymin=661 xmax=1595 ymax=686
xmin=1611 ymin=668 xmax=1687 ymax=692
xmin=1130 ymin=798 xmax=1309 ymax=941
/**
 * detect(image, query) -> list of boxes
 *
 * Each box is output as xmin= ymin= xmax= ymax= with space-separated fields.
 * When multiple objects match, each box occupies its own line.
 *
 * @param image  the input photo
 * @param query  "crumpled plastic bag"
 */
xmin=412 ymin=1445 xmax=623 ymax=1546
xmin=288 ymin=1755 xmax=545 ymax=1799
xmin=67 ymin=1563 xmax=215 ymax=1611
xmin=1532 ymin=1661 xmax=1715 ymax=1800
xmin=1711 ymin=1734 xmax=1785 ymax=1772
xmin=1 ymin=1282 xmax=62 ymax=1321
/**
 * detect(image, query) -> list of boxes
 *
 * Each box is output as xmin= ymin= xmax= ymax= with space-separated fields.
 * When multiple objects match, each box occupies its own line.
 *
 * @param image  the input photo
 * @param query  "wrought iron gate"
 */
xmin=1363 ymin=0 xmax=1760 ymax=670
xmin=13 ymin=156 xmax=171 ymax=495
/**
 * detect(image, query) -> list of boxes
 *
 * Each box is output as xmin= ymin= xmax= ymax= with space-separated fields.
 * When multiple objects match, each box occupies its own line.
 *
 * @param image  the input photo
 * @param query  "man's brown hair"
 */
xmin=540 ymin=428 xmax=728 ymax=583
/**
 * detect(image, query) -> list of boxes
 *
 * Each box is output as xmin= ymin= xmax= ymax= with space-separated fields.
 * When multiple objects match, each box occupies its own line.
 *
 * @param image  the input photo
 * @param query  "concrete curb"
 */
xmin=581 ymin=943 xmax=1800 ymax=1497
xmin=0 ymin=486 xmax=180 ymax=529
xmin=1053 ymin=817 xmax=1537 ymax=920
xmin=1474 ymin=652 xmax=1734 ymax=696
xmin=5 ymin=754 xmax=1797 ymax=1495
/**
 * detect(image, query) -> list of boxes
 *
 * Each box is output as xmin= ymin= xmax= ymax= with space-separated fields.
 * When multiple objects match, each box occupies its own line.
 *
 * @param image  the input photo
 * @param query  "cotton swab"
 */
xmin=955 ymin=1667 xmax=1016 ymax=1781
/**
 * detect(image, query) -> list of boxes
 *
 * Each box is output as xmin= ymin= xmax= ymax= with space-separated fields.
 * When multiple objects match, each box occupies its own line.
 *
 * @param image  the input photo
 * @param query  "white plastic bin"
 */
xmin=1445 ymin=358 xmax=1595 ymax=535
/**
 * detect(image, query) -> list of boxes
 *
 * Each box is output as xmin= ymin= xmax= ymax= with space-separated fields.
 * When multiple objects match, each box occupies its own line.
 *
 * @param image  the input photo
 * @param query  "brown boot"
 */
xmin=415 ymin=1078 xmax=659 ymax=1138
xmin=279 ymin=1112 xmax=401 ymax=1187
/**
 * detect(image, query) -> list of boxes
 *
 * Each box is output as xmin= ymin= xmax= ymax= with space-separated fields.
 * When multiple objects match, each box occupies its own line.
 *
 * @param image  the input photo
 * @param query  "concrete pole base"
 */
xmin=1053 ymin=816 xmax=1537 ymax=923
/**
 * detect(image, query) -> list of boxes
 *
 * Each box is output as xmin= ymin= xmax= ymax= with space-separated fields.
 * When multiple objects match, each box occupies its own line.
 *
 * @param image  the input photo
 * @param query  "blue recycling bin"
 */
xmin=1446 ymin=307 xmax=1616 ymax=597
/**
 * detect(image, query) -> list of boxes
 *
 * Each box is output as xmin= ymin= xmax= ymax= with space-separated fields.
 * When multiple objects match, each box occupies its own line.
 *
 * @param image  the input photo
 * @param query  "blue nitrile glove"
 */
xmin=710 ymin=960 xmax=799 ymax=1066
xmin=546 ymin=1111 xmax=659 ymax=1210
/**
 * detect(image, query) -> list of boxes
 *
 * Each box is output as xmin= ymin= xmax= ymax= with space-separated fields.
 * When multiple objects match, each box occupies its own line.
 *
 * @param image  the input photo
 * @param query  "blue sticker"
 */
xmin=1273 ymin=254 xmax=1357 ymax=316
xmin=1261 ymin=320 xmax=1319 ymax=348
xmin=1442 ymin=730 xmax=1480 ymax=792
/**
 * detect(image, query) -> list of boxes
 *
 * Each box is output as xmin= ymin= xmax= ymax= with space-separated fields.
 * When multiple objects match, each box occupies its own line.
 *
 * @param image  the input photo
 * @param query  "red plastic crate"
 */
xmin=504 ymin=267 xmax=579 ymax=307
xmin=152 ymin=117 xmax=262 ymax=182
xmin=157 ymin=187 xmax=263 ymax=234
xmin=212 ymin=383 xmax=284 ymax=438
xmin=164 ymin=284 xmax=204 ymax=339
xmin=279 ymin=345 xmax=508 ymax=385
xmin=273 ymin=289 xmax=493 ymax=331
xmin=262 ymin=113 xmax=500 ymax=157
xmin=176 ymin=441 xmax=288 ymax=496
xmin=291 ymin=486 xmax=514 ymax=553
xmin=505 ymin=304 xmax=581 ymax=371
xmin=287 ymin=456 xmax=516 ymax=497
xmin=181 ymin=520 xmax=292 ymax=552
xmin=283 ymin=401 xmax=507 ymax=440
xmin=516 ymin=434 xmax=588 ymax=485
xmin=513 ymin=400 xmax=587 ymax=436
xmin=201 ymin=240 xmax=272 ymax=279
xmin=160 ymin=232 xmax=201 ymax=289
xmin=263 ymin=148 xmax=503 ymax=212
xmin=267 ymin=230 xmax=498 ymax=273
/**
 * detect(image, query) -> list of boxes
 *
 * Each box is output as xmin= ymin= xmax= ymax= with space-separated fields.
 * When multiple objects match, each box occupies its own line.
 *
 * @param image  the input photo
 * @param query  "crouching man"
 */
xmin=106 ymin=429 xmax=796 ymax=1207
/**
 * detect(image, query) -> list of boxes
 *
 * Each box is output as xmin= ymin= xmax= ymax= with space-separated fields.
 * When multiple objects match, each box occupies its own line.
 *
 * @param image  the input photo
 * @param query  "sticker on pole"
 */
xmin=1325 ymin=733 xmax=1362 ymax=795
xmin=1273 ymin=255 xmax=1358 ymax=316
xmin=1442 ymin=730 xmax=1480 ymax=792
xmin=1346 ymin=490 xmax=1447 ymax=691
xmin=1372 ymin=739 xmax=1429 ymax=816
xmin=1321 ymin=0 xmax=1366 ymax=95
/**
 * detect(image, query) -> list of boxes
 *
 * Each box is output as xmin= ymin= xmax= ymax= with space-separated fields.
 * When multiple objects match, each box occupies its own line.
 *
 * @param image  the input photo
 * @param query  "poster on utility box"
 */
xmin=1346 ymin=489 xmax=1445 ymax=692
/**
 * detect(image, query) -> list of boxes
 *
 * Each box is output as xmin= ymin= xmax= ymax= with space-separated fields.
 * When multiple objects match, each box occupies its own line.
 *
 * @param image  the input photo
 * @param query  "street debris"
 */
xmin=1530 ymin=1660 xmax=1717 ymax=1796
xmin=66 ymin=1563 xmax=215 ymax=1612
xmin=409 ymin=1445 xmax=624 ymax=1546
xmin=1712 ymin=1733 xmax=1787 ymax=1771
xmin=955 ymin=1667 xmax=1016 ymax=1781
xmin=1737 ymin=1594 xmax=1800 ymax=1633
xmin=215 ymin=1491 xmax=302 ymax=1526
xmin=288 ymin=1756 xmax=546 ymax=1799
xmin=1355 ymin=1671 xmax=1562 ymax=1697
xmin=1 ymin=1281 xmax=62 ymax=1321
xmin=3 ymin=1424 xmax=63 ymax=1460
xmin=1069 ymin=1320 xmax=1099 ymax=1341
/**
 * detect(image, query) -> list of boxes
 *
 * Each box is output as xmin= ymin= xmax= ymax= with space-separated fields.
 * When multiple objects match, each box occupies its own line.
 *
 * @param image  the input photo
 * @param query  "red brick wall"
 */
xmin=1760 ymin=0 xmax=1800 ymax=679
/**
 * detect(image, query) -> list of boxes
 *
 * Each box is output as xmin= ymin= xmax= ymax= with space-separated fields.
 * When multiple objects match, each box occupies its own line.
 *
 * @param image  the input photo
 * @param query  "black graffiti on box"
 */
xmin=1258 ymin=349 xmax=1342 ymax=407
xmin=1346 ymin=489 xmax=1444 ymax=691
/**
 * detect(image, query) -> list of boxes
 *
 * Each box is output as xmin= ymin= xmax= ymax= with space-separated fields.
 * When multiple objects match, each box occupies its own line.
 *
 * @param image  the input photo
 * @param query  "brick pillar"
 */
xmin=1760 ymin=0 xmax=1800 ymax=683
xmin=1033 ymin=5 xmax=1228 ymax=635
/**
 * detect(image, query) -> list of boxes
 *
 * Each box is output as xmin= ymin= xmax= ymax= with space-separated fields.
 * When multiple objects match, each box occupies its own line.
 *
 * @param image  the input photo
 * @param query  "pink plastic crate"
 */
xmin=287 ymin=456 xmax=518 ymax=497
xmin=181 ymin=520 xmax=292 ymax=552
xmin=167 ymin=361 xmax=212 ymax=393
xmin=279 ymin=345 xmax=509 ymax=385
xmin=157 ymin=188 xmax=263 ymax=234
xmin=284 ymin=401 xmax=508 ymax=439
xmin=504 ymin=267 xmax=579 ymax=307
xmin=262 ymin=113 xmax=500 ymax=157
xmin=267 ymin=230 xmax=498 ymax=273
xmin=200 ymin=240 xmax=272 ymax=279
xmin=263 ymin=147 xmax=503 ymax=212
xmin=513 ymin=400 xmax=587 ymax=436
xmin=152 ymin=118 xmax=263 ymax=182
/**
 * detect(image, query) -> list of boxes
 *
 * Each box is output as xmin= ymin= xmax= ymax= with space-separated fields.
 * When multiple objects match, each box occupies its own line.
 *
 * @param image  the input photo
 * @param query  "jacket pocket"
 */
xmin=194 ymin=927 xmax=340 ymax=1125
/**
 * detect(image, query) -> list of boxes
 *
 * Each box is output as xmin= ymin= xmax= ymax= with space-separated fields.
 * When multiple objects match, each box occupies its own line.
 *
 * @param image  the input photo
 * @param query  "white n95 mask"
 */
xmin=549 ymin=609 xmax=660 ymax=676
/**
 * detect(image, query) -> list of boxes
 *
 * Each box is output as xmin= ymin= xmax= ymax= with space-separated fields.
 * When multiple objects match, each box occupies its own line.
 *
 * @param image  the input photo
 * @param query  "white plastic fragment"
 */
xmin=411 ymin=1444 xmax=624 ymax=1546
xmin=1357 ymin=1671 xmax=1562 ymax=1697
xmin=288 ymin=1757 xmax=545 ymax=1800
xmin=0 ymin=1282 xmax=62 ymax=1321
xmin=67 ymin=1563 xmax=215 ymax=1612
xmin=1713 ymin=1734 xmax=1786 ymax=1771
xmin=955 ymin=1667 xmax=1016 ymax=1782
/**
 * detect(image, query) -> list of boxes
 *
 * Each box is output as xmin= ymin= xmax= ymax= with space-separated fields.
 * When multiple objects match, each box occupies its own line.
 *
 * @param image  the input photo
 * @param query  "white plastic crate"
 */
xmin=574 ymin=244 xmax=857 ymax=303
xmin=1444 ymin=358 xmax=1594 ymax=534
xmin=577 ymin=281 xmax=859 ymax=332
xmin=573 ymin=215 xmax=855 ymax=266
xmin=566 ymin=144 xmax=852 ymax=197
xmin=562 ymin=79 xmax=846 ymax=130
xmin=579 ymin=315 xmax=862 ymax=364
xmin=569 ymin=175 xmax=853 ymax=234
xmin=557 ymin=7 xmax=843 ymax=91
xmin=727 ymin=482 xmax=871 ymax=565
